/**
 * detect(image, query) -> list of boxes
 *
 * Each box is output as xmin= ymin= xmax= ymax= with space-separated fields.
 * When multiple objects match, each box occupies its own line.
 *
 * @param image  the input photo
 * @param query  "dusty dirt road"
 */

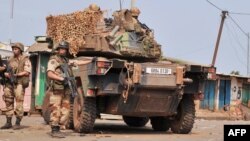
xmin=0 ymin=115 xmax=249 ymax=141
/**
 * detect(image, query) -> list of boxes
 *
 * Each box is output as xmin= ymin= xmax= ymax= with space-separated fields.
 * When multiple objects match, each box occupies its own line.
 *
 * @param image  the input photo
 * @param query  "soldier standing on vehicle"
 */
xmin=130 ymin=7 xmax=143 ymax=33
xmin=88 ymin=3 xmax=100 ymax=12
xmin=130 ymin=7 xmax=155 ymax=49
xmin=0 ymin=42 xmax=31 ymax=130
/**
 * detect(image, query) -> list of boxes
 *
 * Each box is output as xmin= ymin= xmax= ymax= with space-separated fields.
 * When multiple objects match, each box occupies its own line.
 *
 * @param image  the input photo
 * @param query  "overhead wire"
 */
xmin=175 ymin=46 xmax=211 ymax=58
xmin=227 ymin=15 xmax=248 ymax=36
xmin=207 ymin=0 xmax=250 ymax=16
xmin=206 ymin=0 xmax=249 ymax=73
xmin=224 ymin=21 xmax=247 ymax=68
xmin=206 ymin=0 xmax=249 ymax=37
xmin=230 ymin=12 xmax=250 ymax=16
xmin=225 ymin=19 xmax=247 ymax=53
xmin=206 ymin=0 xmax=223 ymax=11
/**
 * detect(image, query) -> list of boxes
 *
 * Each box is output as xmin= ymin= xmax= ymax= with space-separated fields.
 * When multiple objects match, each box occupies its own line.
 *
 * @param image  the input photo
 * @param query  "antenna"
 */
xmin=131 ymin=0 xmax=134 ymax=8
xmin=247 ymin=33 xmax=250 ymax=76
xmin=131 ymin=0 xmax=136 ymax=8
xmin=119 ymin=0 xmax=122 ymax=10
xmin=10 ymin=0 xmax=14 ymax=19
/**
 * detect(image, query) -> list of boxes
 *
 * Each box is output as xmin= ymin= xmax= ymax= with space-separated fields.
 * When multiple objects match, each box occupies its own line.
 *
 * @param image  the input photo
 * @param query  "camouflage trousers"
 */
xmin=49 ymin=89 xmax=71 ymax=127
xmin=2 ymin=84 xmax=25 ymax=118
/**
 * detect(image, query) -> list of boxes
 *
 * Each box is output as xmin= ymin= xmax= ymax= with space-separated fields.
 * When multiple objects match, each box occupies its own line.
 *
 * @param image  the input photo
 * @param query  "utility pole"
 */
xmin=247 ymin=33 xmax=250 ymax=76
xmin=211 ymin=11 xmax=228 ymax=67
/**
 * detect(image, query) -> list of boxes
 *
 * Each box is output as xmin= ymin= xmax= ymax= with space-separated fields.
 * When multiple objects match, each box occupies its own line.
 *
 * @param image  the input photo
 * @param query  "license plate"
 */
xmin=146 ymin=67 xmax=172 ymax=75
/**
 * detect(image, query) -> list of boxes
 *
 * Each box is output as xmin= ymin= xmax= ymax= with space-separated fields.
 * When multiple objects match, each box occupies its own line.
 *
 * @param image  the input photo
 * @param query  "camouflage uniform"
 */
xmin=47 ymin=55 xmax=72 ymax=127
xmin=88 ymin=3 xmax=100 ymax=12
xmin=1 ymin=42 xmax=31 ymax=130
xmin=131 ymin=7 xmax=143 ymax=33
xmin=46 ymin=41 xmax=74 ymax=138
xmin=130 ymin=7 xmax=154 ymax=50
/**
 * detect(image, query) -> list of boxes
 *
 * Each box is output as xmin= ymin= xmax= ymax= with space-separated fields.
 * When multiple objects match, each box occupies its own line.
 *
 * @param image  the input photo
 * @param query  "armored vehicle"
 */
xmin=29 ymin=6 xmax=216 ymax=134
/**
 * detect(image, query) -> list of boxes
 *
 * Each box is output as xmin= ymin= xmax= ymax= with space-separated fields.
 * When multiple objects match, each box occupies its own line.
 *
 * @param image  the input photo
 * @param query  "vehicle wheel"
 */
xmin=151 ymin=117 xmax=170 ymax=131
xmin=73 ymin=92 xmax=96 ymax=133
xmin=123 ymin=116 xmax=149 ymax=127
xmin=42 ymin=92 xmax=51 ymax=124
xmin=171 ymin=95 xmax=195 ymax=134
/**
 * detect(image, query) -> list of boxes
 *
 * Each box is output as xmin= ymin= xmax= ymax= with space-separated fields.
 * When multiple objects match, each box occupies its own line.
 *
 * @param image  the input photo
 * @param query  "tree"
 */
xmin=230 ymin=71 xmax=240 ymax=75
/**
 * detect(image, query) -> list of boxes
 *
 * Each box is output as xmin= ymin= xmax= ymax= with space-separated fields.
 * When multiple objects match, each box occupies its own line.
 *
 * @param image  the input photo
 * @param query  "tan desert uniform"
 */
xmin=46 ymin=55 xmax=72 ymax=127
xmin=131 ymin=7 xmax=154 ymax=49
xmin=3 ymin=55 xmax=31 ymax=118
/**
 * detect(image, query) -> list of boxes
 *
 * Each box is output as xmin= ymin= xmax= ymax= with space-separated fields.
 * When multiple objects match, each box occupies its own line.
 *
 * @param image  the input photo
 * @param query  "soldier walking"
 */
xmin=0 ymin=42 xmax=31 ymax=130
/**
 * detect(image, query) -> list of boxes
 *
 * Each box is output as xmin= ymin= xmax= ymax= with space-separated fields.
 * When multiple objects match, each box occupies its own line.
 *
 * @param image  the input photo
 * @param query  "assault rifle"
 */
xmin=140 ymin=22 xmax=152 ymax=32
xmin=60 ymin=63 xmax=78 ymax=98
xmin=6 ymin=65 xmax=17 ymax=87
xmin=0 ymin=56 xmax=6 ymax=85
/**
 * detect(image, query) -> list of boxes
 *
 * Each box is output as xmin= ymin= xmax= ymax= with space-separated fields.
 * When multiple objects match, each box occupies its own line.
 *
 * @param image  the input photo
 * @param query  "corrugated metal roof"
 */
xmin=0 ymin=48 xmax=12 ymax=57
xmin=27 ymin=42 xmax=52 ymax=53
xmin=217 ymin=73 xmax=250 ymax=79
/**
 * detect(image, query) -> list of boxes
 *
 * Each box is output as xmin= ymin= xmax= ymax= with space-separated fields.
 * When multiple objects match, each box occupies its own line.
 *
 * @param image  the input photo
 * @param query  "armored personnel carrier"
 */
xmin=30 ymin=5 xmax=216 ymax=134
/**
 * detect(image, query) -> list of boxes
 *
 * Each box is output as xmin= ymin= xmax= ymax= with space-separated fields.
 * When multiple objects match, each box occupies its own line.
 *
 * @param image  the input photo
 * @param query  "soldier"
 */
xmin=46 ymin=41 xmax=92 ymax=138
xmin=130 ymin=7 xmax=143 ymax=34
xmin=130 ymin=7 xmax=155 ymax=49
xmin=87 ymin=3 xmax=101 ymax=12
xmin=130 ymin=7 xmax=140 ymax=20
xmin=46 ymin=41 xmax=71 ymax=138
xmin=0 ymin=42 xmax=31 ymax=130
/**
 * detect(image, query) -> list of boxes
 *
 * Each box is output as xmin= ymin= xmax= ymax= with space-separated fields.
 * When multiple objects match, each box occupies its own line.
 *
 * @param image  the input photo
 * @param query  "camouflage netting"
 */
xmin=46 ymin=8 xmax=103 ymax=56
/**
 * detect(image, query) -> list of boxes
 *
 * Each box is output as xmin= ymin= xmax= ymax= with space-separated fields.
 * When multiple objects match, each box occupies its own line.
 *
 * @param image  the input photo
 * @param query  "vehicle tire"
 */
xmin=42 ymin=109 xmax=50 ymax=124
xmin=171 ymin=95 xmax=195 ymax=134
xmin=73 ymin=92 xmax=96 ymax=133
xmin=151 ymin=117 xmax=170 ymax=131
xmin=123 ymin=116 xmax=149 ymax=127
xmin=42 ymin=92 xmax=51 ymax=124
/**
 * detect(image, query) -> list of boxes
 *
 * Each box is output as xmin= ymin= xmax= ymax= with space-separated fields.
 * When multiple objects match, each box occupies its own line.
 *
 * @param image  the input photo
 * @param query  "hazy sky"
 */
xmin=1 ymin=0 xmax=250 ymax=75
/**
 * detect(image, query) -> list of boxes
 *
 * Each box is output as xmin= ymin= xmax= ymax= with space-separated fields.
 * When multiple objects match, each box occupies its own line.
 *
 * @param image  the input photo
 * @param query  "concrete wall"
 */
xmin=230 ymin=77 xmax=243 ymax=102
xmin=203 ymin=76 xmax=245 ymax=111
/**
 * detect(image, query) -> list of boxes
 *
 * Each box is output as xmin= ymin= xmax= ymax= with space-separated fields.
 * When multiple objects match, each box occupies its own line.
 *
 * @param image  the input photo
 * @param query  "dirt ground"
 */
xmin=0 ymin=115 xmax=249 ymax=141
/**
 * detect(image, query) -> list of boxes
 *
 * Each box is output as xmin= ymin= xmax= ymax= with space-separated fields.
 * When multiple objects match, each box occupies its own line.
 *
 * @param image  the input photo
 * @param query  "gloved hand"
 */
xmin=63 ymin=77 xmax=74 ymax=86
xmin=63 ymin=77 xmax=69 ymax=86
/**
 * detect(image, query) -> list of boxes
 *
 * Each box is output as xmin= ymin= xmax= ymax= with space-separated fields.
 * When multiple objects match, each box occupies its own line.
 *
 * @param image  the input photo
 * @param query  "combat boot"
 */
xmin=13 ymin=117 xmax=22 ymax=130
xmin=0 ymin=117 xmax=12 ymax=129
xmin=51 ymin=126 xmax=65 ymax=138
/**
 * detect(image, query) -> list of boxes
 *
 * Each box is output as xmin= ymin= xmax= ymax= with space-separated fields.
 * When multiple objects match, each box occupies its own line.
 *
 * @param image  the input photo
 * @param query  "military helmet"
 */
xmin=56 ymin=41 xmax=69 ymax=50
xmin=11 ymin=42 xmax=24 ymax=52
xmin=130 ymin=7 xmax=140 ymax=17
xmin=89 ymin=3 xmax=100 ymax=11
